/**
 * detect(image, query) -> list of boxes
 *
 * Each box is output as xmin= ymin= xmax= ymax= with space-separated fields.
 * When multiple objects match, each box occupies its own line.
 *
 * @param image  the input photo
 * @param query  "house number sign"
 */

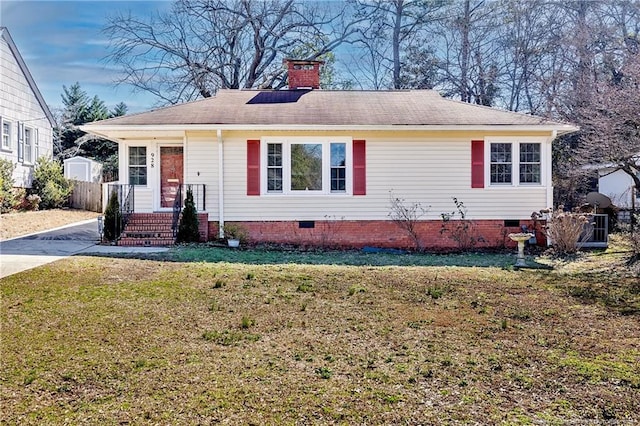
xmin=150 ymin=152 xmax=155 ymax=168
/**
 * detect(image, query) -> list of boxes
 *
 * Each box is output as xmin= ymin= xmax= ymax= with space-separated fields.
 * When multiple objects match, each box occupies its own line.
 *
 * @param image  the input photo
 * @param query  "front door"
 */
xmin=160 ymin=147 xmax=184 ymax=208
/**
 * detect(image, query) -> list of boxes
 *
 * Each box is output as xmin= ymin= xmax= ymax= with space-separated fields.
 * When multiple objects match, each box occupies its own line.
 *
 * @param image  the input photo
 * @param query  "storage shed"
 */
xmin=63 ymin=156 xmax=103 ymax=183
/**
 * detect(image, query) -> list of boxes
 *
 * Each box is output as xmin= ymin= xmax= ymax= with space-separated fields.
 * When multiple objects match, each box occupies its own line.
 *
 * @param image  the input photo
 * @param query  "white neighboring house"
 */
xmin=63 ymin=156 xmax=103 ymax=183
xmin=0 ymin=27 xmax=55 ymax=188
xmin=597 ymin=166 xmax=639 ymax=210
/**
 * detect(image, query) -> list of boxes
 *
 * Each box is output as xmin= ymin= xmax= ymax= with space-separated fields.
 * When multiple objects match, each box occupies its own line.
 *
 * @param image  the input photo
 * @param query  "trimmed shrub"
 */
xmin=0 ymin=158 xmax=16 ymax=213
xmin=103 ymin=191 xmax=123 ymax=241
xmin=176 ymin=188 xmax=200 ymax=243
xmin=31 ymin=157 xmax=73 ymax=209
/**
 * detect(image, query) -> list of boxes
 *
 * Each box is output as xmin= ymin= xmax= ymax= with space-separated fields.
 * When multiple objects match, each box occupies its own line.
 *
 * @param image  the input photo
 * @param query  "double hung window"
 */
xmin=24 ymin=127 xmax=33 ymax=163
xmin=263 ymin=138 xmax=351 ymax=195
xmin=1 ymin=118 xmax=10 ymax=150
xmin=490 ymin=143 xmax=512 ymax=184
xmin=129 ymin=146 xmax=147 ymax=185
xmin=488 ymin=140 xmax=542 ymax=186
xmin=519 ymin=143 xmax=541 ymax=184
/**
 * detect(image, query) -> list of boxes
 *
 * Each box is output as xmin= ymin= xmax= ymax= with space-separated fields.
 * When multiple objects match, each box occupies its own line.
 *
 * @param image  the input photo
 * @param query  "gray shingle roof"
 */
xmin=88 ymin=89 xmax=572 ymax=128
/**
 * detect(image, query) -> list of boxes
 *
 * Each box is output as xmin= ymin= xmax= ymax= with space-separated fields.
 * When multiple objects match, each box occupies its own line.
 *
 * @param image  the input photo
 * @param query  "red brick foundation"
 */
xmin=208 ymin=219 xmax=546 ymax=250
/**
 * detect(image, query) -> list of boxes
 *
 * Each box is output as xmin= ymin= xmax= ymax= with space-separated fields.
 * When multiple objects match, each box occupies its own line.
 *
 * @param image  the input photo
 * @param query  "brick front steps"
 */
xmin=118 ymin=213 xmax=175 ymax=247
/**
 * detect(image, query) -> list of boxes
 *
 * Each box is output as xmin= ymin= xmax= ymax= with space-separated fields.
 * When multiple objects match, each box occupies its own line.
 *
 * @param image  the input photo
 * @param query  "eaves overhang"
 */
xmin=80 ymin=123 xmax=579 ymax=141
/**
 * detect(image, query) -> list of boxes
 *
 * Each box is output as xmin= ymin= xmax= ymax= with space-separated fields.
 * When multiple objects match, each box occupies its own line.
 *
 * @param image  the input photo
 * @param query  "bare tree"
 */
xmin=104 ymin=0 xmax=360 ymax=104
xmin=577 ymin=55 xmax=640 ymax=193
xmin=495 ymin=0 xmax=566 ymax=114
xmin=435 ymin=0 xmax=501 ymax=106
xmin=348 ymin=0 xmax=444 ymax=89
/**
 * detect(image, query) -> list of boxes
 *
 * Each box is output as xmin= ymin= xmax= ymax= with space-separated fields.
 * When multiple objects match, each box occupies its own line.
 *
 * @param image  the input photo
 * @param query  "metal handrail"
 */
xmin=106 ymin=184 xmax=134 ymax=244
xmin=121 ymin=184 xmax=134 ymax=229
xmin=182 ymin=184 xmax=206 ymax=211
xmin=171 ymin=184 xmax=183 ymax=238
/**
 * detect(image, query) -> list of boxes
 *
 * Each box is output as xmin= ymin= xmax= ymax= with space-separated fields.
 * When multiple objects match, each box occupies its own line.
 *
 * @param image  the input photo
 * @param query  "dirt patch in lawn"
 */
xmin=1 ymin=254 xmax=638 ymax=424
xmin=0 ymin=209 xmax=99 ymax=240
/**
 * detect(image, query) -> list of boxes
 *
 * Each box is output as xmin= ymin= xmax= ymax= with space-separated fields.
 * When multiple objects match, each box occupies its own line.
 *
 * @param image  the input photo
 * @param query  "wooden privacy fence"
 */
xmin=69 ymin=180 xmax=103 ymax=212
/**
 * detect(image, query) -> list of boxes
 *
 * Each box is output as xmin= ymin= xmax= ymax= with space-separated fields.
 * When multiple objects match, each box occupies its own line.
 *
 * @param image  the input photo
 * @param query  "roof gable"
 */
xmin=1 ymin=27 xmax=55 ymax=127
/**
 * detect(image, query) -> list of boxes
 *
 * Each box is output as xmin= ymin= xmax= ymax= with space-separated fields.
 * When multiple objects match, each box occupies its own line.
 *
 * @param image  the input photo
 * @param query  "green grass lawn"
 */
xmin=1 ymin=246 xmax=639 ymax=425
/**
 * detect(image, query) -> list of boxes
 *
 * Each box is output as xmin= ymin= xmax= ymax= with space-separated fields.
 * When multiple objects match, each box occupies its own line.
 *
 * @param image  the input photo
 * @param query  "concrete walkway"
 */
xmin=0 ymin=219 xmax=169 ymax=279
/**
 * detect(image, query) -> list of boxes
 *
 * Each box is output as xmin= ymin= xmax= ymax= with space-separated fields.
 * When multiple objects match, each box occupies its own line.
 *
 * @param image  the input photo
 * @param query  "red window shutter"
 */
xmin=247 ymin=140 xmax=260 ymax=196
xmin=471 ymin=140 xmax=485 ymax=188
xmin=353 ymin=140 xmax=366 ymax=195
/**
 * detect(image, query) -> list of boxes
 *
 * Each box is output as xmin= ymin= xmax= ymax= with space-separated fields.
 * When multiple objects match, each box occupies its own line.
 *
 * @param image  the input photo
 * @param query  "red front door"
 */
xmin=160 ymin=147 xmax=184 ymax=208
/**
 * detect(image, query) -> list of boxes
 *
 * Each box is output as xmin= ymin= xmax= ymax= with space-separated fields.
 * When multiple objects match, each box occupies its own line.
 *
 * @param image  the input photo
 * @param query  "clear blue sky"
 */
xmin=1 ymin=0 xmax=172 ymax=114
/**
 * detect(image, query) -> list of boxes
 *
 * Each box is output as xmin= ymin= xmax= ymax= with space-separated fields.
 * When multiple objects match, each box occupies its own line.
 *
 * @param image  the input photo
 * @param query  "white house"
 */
xmin=0 ymin=27 xmax=55 ymax=188
xmin=83 ymin=60 xmax=578 ymax=248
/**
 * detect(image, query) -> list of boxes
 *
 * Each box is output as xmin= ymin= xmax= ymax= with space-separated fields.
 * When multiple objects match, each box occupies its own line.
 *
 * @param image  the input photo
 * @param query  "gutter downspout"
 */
xmin=217 ymin=129 xmax=225 ymax=239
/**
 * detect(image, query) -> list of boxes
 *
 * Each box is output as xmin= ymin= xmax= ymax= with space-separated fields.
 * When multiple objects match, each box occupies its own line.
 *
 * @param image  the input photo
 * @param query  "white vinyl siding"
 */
xmin=184 ymin=134 xmax=219 ymax=215
xmin=133 ymin=187 xmax=153 ymax=212
xmin=218 ymin=132 xmax=552 ymax=221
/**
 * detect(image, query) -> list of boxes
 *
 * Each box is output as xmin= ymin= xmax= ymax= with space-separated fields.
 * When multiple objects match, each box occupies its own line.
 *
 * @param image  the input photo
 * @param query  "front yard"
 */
xmin=1 ymin=243 xmax=639 ymax=424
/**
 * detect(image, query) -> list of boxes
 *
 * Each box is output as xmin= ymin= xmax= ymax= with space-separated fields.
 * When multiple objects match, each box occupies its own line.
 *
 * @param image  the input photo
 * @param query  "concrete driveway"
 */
xmin=0 ymin=219 xmax=169 ymax=279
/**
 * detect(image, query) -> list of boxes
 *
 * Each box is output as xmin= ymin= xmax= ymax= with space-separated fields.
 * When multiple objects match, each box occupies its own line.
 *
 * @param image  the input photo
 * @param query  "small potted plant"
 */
xmin=223 ymin=223 xmax=247 ymax=248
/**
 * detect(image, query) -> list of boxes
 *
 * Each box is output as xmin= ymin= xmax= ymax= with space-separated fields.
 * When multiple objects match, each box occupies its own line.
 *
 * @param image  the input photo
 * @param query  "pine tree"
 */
xmin=176 ymin=188 xmax=200 ymax=243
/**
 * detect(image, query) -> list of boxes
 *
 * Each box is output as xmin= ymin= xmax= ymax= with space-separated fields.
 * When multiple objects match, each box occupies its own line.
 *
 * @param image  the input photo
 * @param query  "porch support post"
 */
xmin=546 ymin=130 xmax=557 ymax=211
xmin=546 ymin=130 xmax=557 ymax=247
xmin=217 ymin=129 xmax=225 ymax=239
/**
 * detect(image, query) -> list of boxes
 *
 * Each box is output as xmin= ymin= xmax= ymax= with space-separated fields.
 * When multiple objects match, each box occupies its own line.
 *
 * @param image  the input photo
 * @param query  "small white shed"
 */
xmin=64 ymin=156 xmax=103 ymax=183
xmin=597 ymin=167 xmax=638 ymax=209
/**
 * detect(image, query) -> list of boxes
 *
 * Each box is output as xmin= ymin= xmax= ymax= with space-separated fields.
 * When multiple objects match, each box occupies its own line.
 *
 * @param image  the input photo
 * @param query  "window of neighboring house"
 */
xmin=23 ymin=127 xmax=33 ymax=163
xmin=1 ymin=118 xmax=10 ymax=150
xmin=17 ymin=123 xmax=23 ymax=162
xmin=128 ymin=146 xmax=147 ymax=185
xmin=34 ymin=128 xmax=40 ymax=159
xmin=264 ymin=139 xmax=350 ymax=195
xmin=489 ymin=141 xmax=542 ymax=186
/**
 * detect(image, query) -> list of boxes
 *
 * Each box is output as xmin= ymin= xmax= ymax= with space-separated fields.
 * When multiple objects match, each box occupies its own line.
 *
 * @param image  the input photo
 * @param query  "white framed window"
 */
xmin=24 ymin=127 xmax=33 ymax=164
xmin=262 ymin=137 xmax=352 ymax=195
xmin=487 ymin=138 xmax=544 ymax=186
xmin=490 ymin=143 xmax=512 ymax=184
xmin=128 ymin=146 xmax=147 ymax=185
xmin=519 ymin=143 xmax=541 ymax=184
xmin=1 ymin=118 xmax=11 ymax=150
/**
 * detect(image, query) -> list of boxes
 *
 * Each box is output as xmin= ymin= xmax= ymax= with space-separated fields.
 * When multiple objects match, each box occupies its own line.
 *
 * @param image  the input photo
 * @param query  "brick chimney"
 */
xmin=284 ymin=59 xmax=324 ymax=90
